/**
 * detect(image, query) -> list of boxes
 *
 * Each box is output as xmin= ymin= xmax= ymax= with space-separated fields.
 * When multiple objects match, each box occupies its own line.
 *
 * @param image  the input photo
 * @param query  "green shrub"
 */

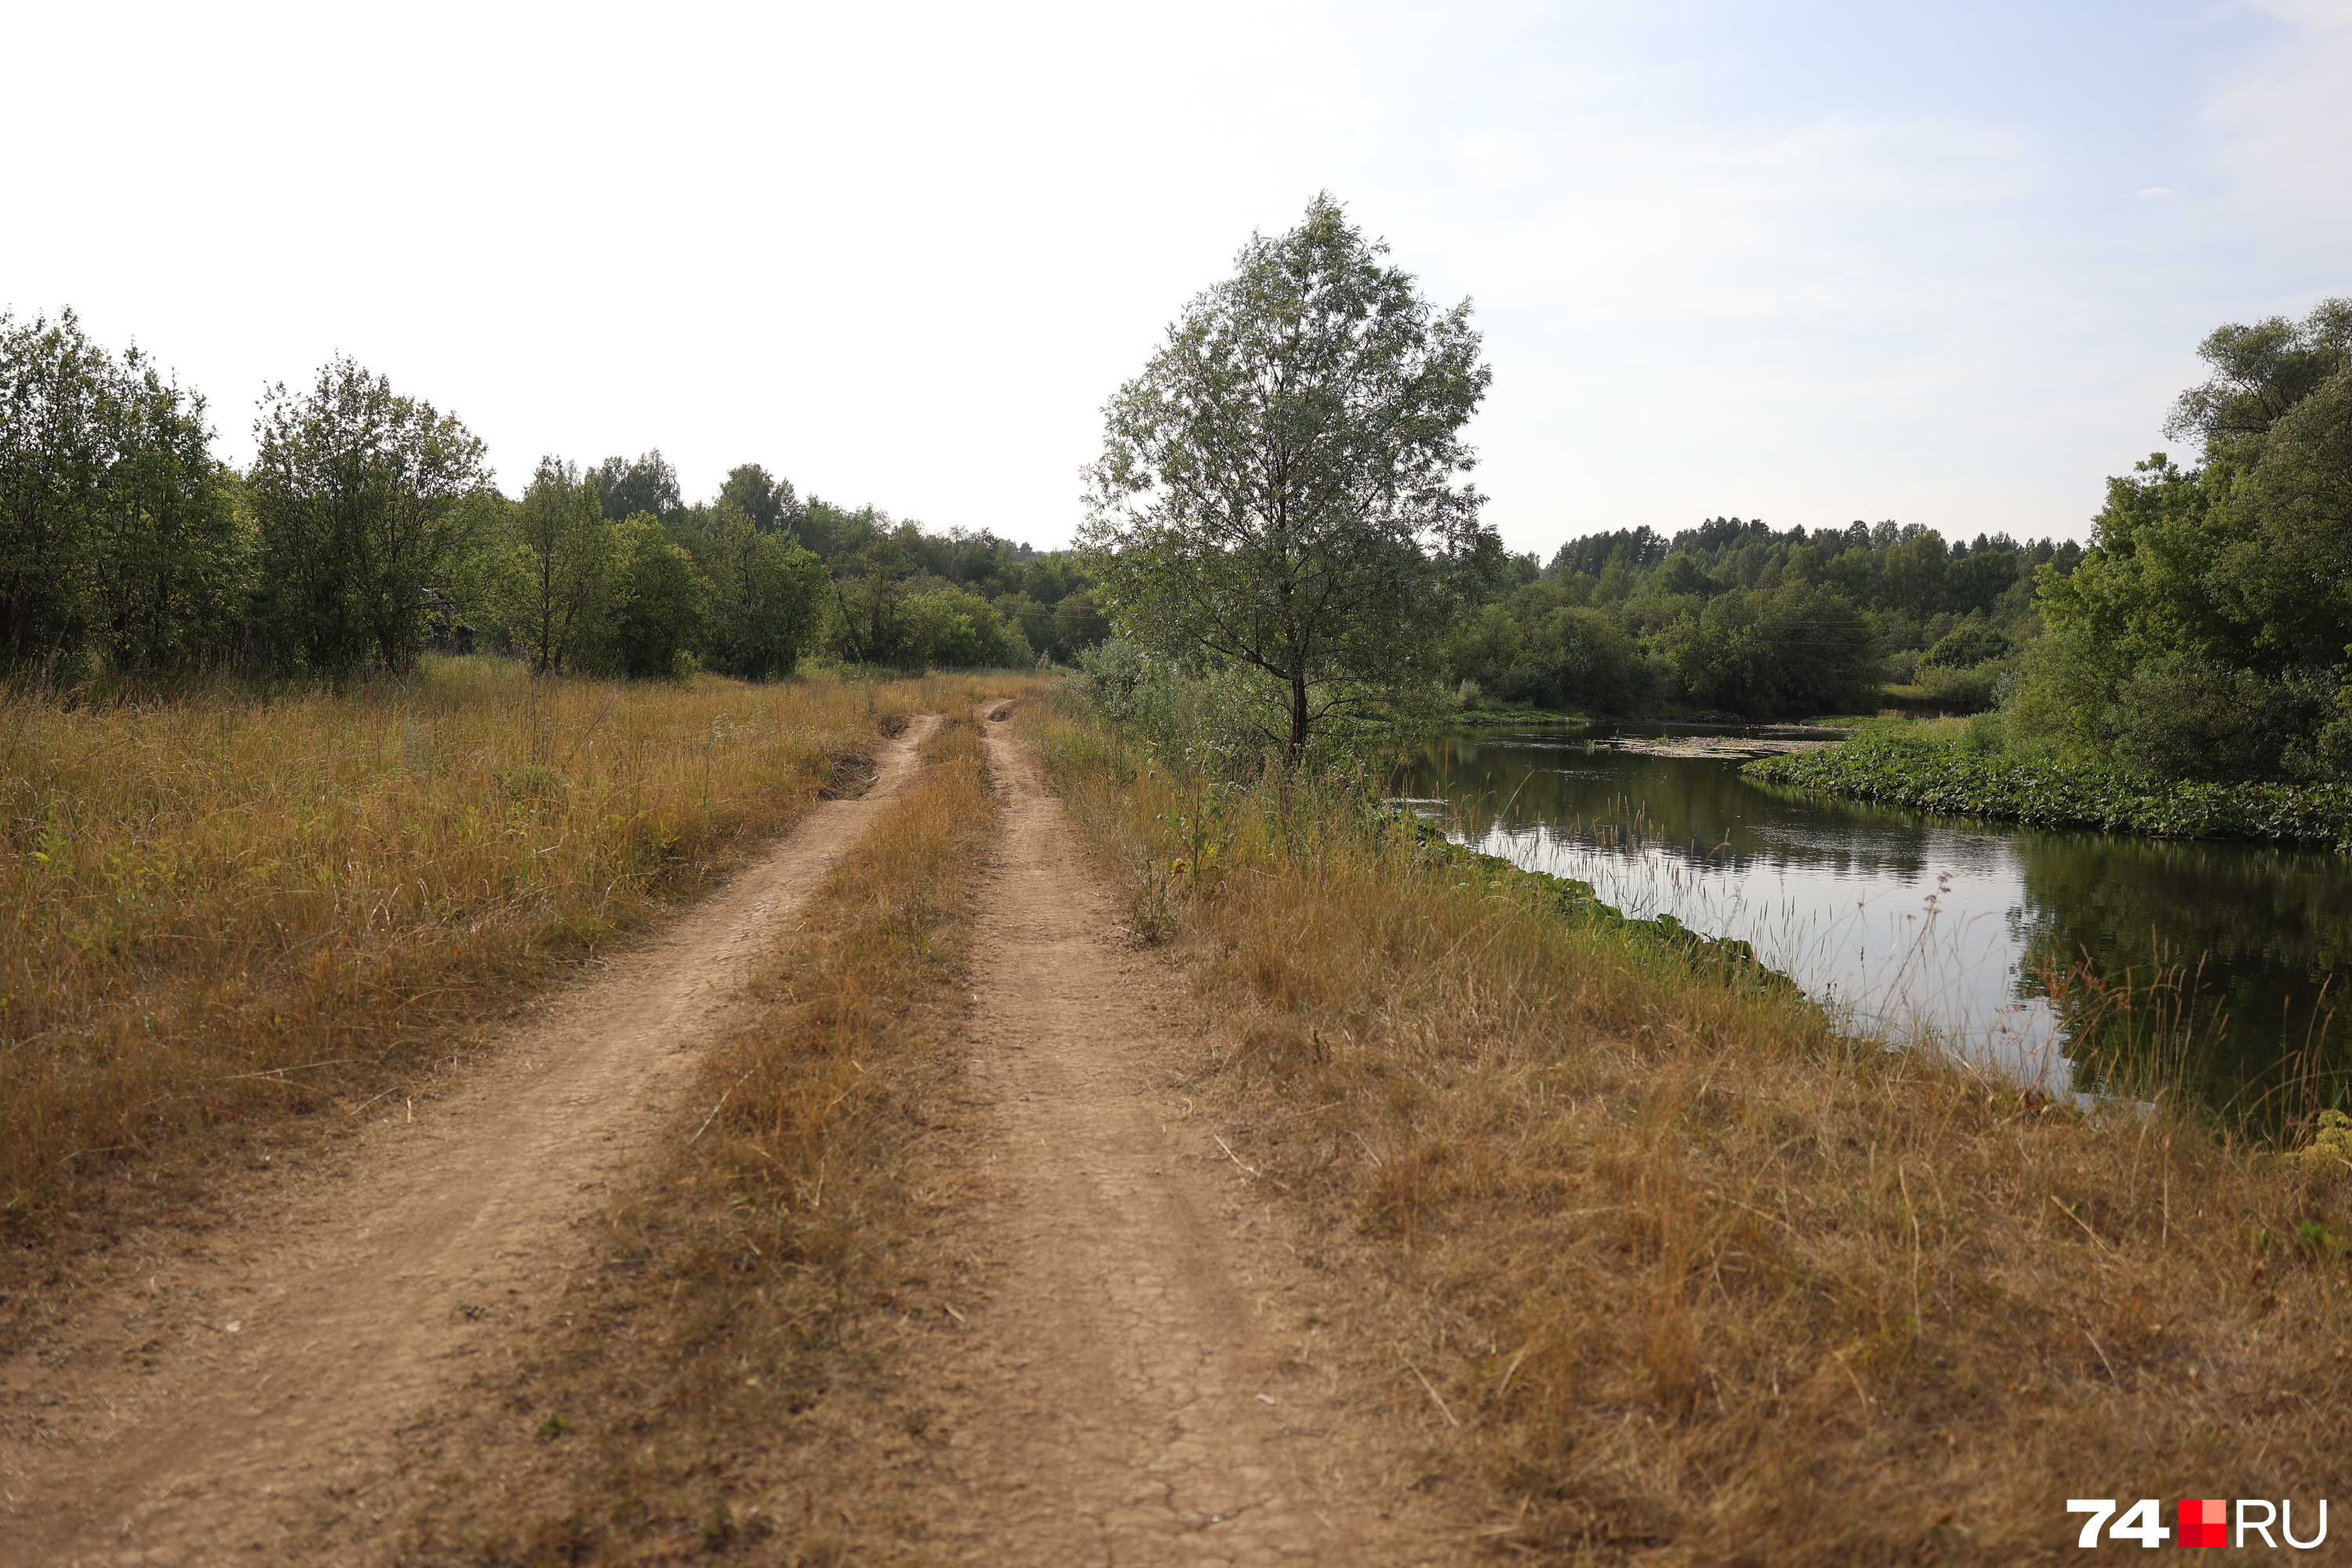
xmin=1746 ymin=731 xmax=2352 ymax=849
xmin=1919 ymin=624 xmax=2012 ymax=669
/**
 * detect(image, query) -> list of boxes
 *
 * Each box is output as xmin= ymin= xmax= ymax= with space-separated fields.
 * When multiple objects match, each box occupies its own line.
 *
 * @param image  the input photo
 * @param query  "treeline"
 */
xmin=0 ymin=310 xmax=1107 ymax=684
xmin=1444 ymin=514 xmax=2083 ymax=720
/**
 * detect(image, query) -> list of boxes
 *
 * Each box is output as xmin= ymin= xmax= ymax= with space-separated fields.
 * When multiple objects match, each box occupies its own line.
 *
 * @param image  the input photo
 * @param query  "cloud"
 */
xmin=2136 ymin=187 xmax=2175 ymax=197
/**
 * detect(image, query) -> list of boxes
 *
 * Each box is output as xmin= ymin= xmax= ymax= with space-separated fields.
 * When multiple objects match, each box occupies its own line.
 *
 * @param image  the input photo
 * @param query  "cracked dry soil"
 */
xmin=1 ymin=710 xmax=1465 ymax=1566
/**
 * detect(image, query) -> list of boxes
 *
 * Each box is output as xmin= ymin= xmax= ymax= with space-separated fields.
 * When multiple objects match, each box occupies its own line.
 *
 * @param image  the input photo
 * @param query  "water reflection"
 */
xmin=1399 ymin=728 xmax=2348 ymax=1118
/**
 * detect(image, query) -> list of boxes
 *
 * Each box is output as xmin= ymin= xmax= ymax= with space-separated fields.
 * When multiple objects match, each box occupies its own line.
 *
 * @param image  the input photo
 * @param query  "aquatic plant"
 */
xmin=1747 ymin=731 xmax=2352 ymax=851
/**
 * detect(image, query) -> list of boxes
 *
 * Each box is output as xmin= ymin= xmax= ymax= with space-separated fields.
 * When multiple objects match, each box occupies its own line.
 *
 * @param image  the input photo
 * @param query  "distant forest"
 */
xmin=1445 ymin=517 xmax=2082 ymax=720
xmin=1457 ymin=295 xmax=2350 ymax=790
xmin=0 ymin=311 xmax=1106 ymax=684
xmin=9 ymin=295 xmax=2345 ymax=791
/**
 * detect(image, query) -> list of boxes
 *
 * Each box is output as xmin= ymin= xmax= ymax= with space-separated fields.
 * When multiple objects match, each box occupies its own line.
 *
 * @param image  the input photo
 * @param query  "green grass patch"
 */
xmin=1747 ymin=731 xmax=2352 ymax=851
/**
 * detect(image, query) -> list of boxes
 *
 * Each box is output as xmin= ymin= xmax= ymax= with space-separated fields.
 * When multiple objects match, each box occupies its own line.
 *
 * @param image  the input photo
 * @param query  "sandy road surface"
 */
xmin=927 ymin=712 xmax=1463 ymax=1567
xmin=0 ymin=717 xmax=939 ymax=1566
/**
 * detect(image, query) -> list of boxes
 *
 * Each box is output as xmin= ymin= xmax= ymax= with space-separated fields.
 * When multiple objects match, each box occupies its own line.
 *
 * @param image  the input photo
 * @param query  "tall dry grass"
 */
xmin=397 ymin=712 xmax=1000 ymax=1566
xmin=1028 ymin=700 xmax=2352 ymax=1564
xmin=0 ymin=660 xmax=1022 ymax=1274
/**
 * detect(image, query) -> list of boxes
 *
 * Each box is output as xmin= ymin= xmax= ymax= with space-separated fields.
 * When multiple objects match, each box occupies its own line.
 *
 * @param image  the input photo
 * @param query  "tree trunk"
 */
xmin=1288 ymin=673 xmax=1309 ymax=766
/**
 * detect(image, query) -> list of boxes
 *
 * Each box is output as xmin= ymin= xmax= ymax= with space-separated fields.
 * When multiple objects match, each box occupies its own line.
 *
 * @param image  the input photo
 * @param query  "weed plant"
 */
xmin=1027 ymin=695 xmax=2352 ymax=1563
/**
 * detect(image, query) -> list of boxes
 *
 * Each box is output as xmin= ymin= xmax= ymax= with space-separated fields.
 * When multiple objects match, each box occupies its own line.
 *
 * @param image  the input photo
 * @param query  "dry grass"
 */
xmin=1027 ymin=699 xmax=2352 ymax=1565
xmin=0 ymin=661 xmax=1012 ymax=1336
xmin=394 ymin=710 xmax=1003 ymax=1566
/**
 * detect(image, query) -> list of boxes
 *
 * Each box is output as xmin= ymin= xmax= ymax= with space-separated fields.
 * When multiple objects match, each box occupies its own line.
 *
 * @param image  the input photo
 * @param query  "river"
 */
xmin=1397 ymin=725 xmax=2350 ymax=1121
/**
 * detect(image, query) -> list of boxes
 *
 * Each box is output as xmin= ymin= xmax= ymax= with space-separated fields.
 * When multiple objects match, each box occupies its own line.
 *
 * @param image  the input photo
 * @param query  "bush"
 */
xmin=2103 ymin=653 xmax=2327 ymax=782
xmin=1652 ymin=583 xmax=1879 ymax=718
xmin=606 ymin=517 xmax=707 ymax=679
xmin=1910 ymin=659 xmax=2003 ymax=712
xmin=1919 ymin=623 xmax=2011 ymax=670
xmin=1536 ymin=605 xmax=1647 ymax=713
xmin=1747 ymin=731 xmax=2352 ymax=849
xmin=901 ymin=586 xmax=1033 ymax=670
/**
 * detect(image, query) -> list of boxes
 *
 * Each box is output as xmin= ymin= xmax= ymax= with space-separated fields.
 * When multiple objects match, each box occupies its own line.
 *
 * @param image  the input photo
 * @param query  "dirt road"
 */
xmin=2 ymin=711 xmax=1461 ymax=1566
xmin=921 ymin=713 xmax=1461 ymax=1566
xmin=0 ymin=718 xmax=940 ymax=1566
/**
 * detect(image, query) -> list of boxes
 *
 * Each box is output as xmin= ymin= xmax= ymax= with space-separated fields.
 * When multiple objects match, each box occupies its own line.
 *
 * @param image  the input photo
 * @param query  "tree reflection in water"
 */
xmin=1398 ymin=727 xmax=2348 ymax=1127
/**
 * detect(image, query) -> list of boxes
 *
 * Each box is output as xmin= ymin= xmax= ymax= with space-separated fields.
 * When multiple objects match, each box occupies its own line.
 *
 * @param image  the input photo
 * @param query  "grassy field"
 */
xmin=0 ymin=660 xmax=1008 ymax=1330
xmin=1026 ymin=695 xmax=2352 ymax=1563
xmin=396 ymin=710 xmax=1001 ymax=1566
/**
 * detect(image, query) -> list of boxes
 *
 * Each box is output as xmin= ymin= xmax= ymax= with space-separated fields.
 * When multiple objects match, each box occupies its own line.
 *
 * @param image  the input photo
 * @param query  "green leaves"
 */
xmin=1747 ymin=732 xmax=2352 ymax=851
xmin=0 ymin=310 xmax=245 ymax=679
xmin=248 ymin=355 xmax=490 ymax=673
xmin=1082 ymin=193 xmax=1496 ymax=760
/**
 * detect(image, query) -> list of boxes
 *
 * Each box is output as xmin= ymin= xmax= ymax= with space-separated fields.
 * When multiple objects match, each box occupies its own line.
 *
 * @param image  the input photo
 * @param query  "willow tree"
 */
xmin=1081 ymin=194 xmax=1496 ymax=763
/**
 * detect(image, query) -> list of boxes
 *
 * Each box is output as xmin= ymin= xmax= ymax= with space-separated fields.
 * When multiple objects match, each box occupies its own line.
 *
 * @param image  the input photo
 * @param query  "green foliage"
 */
xmin=899 ymin=586 xmax=1031 ymax=669
xmin=2165 ymin=298 xmax=2352 ymax=450
xmin=1467 ymin=514 xmax=2069 ymax=720
xmin=1747 ymin=731 xmax=2352 ymax=850
xmin=1919 ymin=624 xmax=2011 ymax=670
xmin=248 ymin=356 xmax=489 ymax=674
xmin=0 ymin=310 xmax=247 ymax=679
xmin=1904 ymin=658 xmax=2005 ymax=713
xmin=495 ymin=458 xmax=612 ymax=674
xmin=1650 ymin=583 xmax=1879 ymax=718
xmin=1083 ymin=193 xmax=1497 ymax=760
xmin=605 ymin=516 xmax=706 ymax=679
xmin=2287 ymin=1109 xmax=2352 ymax=1173
xmin=590 ymin=450 xmax=681 ymax=524
xmin=715 ymin=463 xmax=800 ymax=535
xmin=701 ymin=506 xmax=825 ymax=679
xmin=2011 ymin=298 xmax=2352 ymax=783
xmin=3 ymin=308 xmax=1100 ymax=687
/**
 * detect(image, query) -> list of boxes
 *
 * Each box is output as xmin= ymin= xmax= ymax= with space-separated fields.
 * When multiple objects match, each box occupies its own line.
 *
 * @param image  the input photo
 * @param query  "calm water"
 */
xmin=1399 ymin=727 xmax=2350 ymax=1116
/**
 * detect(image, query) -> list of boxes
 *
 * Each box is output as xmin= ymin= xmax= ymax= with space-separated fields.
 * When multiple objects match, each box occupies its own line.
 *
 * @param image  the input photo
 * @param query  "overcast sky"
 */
xmin=7 ymin=1 xmax=2350 ymax=557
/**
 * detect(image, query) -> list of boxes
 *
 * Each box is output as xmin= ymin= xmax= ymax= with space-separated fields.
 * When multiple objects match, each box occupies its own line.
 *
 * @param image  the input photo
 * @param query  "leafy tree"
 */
xmin=717 ymin=463 xmax=801 ymax=535
xmin=1652 ymin=583 xmax=1878 ymax=718
xmin=2008 ymin=298 xmax=2352 ymax=780
xmin=1537 ymin=606 xmax=1647 ymax=712
xmin=82 ymin=356 xmax=246 ymax=673
xmin=1652 ymin=553 xmax=1711 ymax=598
xmin=2165 ymin=299 xmax=2352 ymax=451
xmin=498 ymin=458 xmax=613 ymax=673
xmin=1049 ymin=590 xmax=1110 ymax=662
xmin=592 ymin=451 xmax=682 ymax=524
xmin=606 ymin=516 xmax=706 ymax=678
xmin=1082 ymin=194 xmax=1496 ymax=761
xmin=249 ymin=357 xmax=488 ymax=673
xmin=902 ymin=586 xmax=1033 ymax=668
xmin=1919 ymin=624 xmax=2010 ymax=670
xmin=0 ymin=310 xmax=113 ymax=674
xmin=1 ymin=310 xmax=249 ymax=680
xmin=702 ymin=503 xmax=826 ymax=678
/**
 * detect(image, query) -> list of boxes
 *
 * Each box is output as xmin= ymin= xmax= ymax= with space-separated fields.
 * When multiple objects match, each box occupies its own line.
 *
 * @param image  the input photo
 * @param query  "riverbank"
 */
xmin=1746 ymin=729 xmax=2352 ymax=851
xmin=1031 ymin=695 xmax=2352 ymax=1563
xmin=1443 ymin=704 xmax=1592 ymax=730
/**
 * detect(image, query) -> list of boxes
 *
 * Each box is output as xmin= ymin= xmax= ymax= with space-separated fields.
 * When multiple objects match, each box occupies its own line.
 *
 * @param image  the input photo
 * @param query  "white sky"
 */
xmin=6 ymin=1 xmax=2350 ymax=557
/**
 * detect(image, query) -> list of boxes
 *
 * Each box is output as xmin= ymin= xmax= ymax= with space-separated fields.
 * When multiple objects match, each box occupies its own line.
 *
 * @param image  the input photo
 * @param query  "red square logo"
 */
xmin=2179 ymin=1498 xmax=2227 ymax=1548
